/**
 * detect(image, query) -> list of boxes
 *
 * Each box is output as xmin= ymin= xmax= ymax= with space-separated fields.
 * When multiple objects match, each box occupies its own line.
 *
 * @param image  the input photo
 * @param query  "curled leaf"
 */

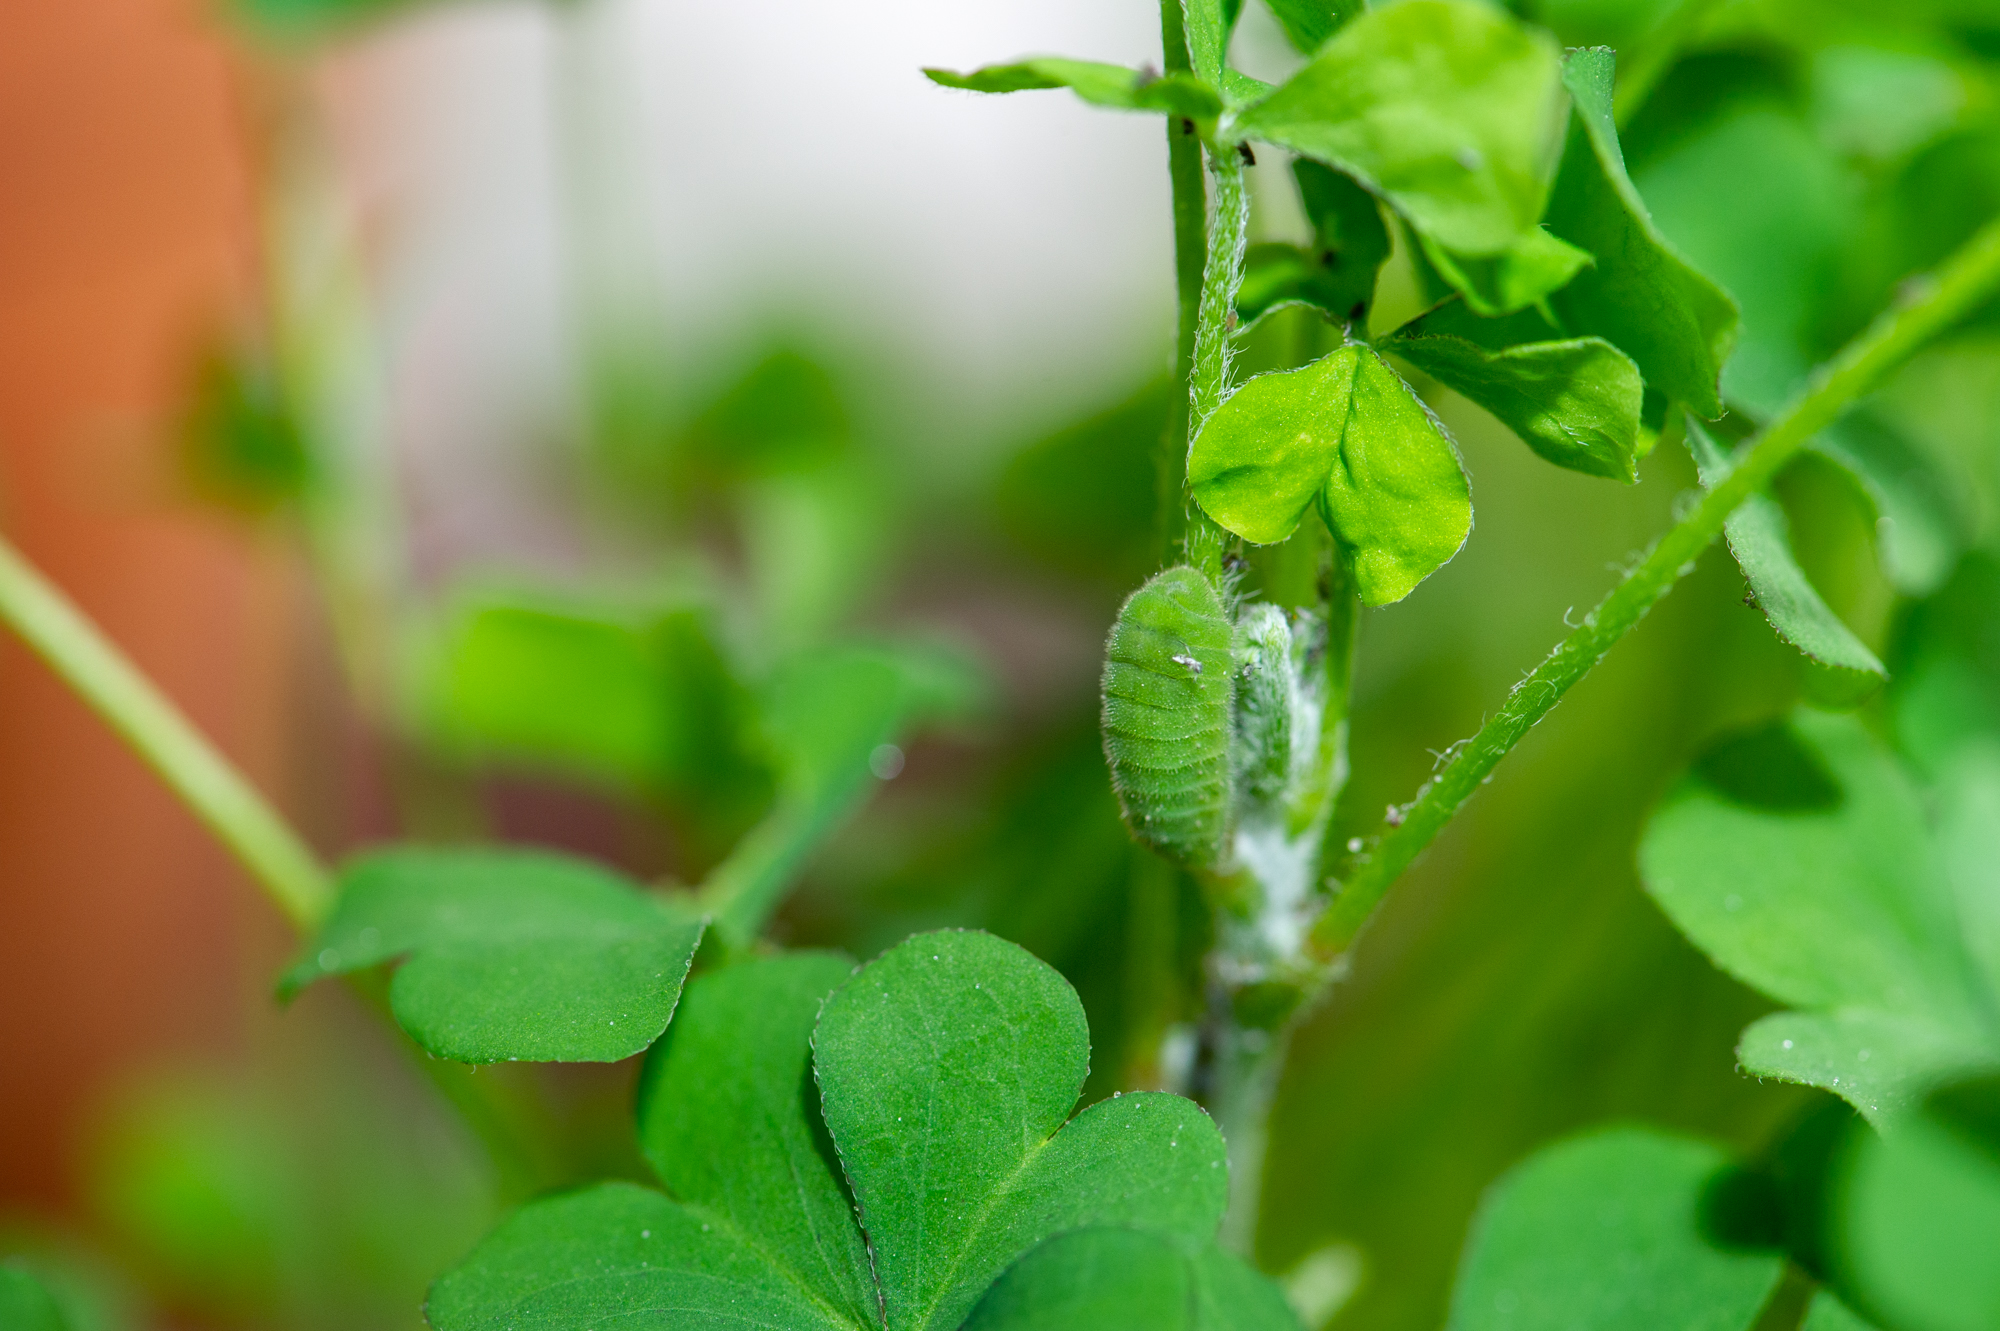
xmin=1385 ymin=299 xmax=1643 ymax=481
xmin=925 ymin=59 xmax=1222 ymax=121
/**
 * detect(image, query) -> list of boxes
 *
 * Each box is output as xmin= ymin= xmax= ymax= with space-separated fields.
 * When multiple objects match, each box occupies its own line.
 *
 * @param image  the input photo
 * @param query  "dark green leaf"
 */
xmin=1385 ymin=299 xmax=1643 ymax=481
xmin=925 ymin=61 xmax=1222 ymax=121
xmin=1638 ymin=713 xmax=1992 ymax=1120
xmin=1187 ymin=345 xmax=1471 ymax=605
xmin=280 ymin=847 xmax=704 ymax=1064
xmin=965 ymin=1228 xmax=1299 ymax=1331
xmin=1545 ymin=48 xmax=1739 ymax=418
xmin=635 ymin=954 xmax=878 ymax=1329
xmin=813 ymin=931 xmax=1230 ymax=1331
xmin=1448 ymin=1128 xmax=1785 ymax=1331
xmin=0 ymin=1263 xmax=70 ymax=1331
xmin=1260 ymin=0 xmax=1366 ymax=55
xmin=1838 ymin=1076 xmax=2000 ymax=1331
xmin=425 ymin=1182 xmax=856 ymax=1331
xmin=1100 ymin=566 xmax=1236 ymax=869
xmin=1686 ymin=423 xmax=1886 ymax=701
xmin=1234 ymin=2 xmax=1572 ymax=313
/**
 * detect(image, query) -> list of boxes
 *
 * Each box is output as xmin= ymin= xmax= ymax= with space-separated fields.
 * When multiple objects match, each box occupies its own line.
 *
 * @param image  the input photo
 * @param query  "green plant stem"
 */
xmin=1185 ymin=147 xmax=1249 ymax=581
xmin=0 ymin=534 xmax=331 ymax=932
xmin=1157 ymin=0 xmax=1207 ymax=563
xmin=1311 ymin=216 xmax=2000 ymax=963
xmin=0 ymin=534 xmax=568 ymax=1197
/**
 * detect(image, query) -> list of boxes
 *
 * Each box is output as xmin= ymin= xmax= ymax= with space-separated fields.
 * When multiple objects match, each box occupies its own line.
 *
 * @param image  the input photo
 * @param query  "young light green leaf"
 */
xmin=813 ymin=930 xmax=1231 ymax=1331
xmin=1638 ymin=713 xmax=1993 ymax=1120
xmin=1236 ymin=162 xmax=1391 ymax=327
xmin=1838 ymin=1076 xmax=2000 ymax=1331
xmin=425 ymin=1182 xmax=856 ymax=1331
xmin=636 ymin=954 xmax=878 ymax=1330
xmin=0 ymin=1263 xmax=69 ymax=1331
xmin=1448 ymin=1128 xmax=1785 ymax=1331
xmin=1384 ymin=299 xmax=1644 ymax=481
xmin=1234 ymin=2 xmax=1571 ymax=313
xmin=1182 ymin=0 xmax=1238 ymax=90
xmin=925 ymin=60 xmax=1222 ymax=121
xmin=1544 ymin=48 xmax=1739 ymax=418
xmin=1100 ymin=566 xmax=1236 ymax=869
xmin=1187 ymin=345 xmax=1471 ymax=605
xmin=280 ymin=847 xmax=704 ymax=1064
xmin=1688 ymin=422 xmax=1887 ymax=702
xmin=964 ymin=1228 xmax=1300 ymax=1331
xmin=1260 ymin=0 xmax=1365 ymax=55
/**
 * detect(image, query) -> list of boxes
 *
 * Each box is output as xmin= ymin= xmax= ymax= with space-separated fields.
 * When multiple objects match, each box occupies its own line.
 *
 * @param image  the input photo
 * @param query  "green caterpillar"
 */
xmin=1100 ymin=566 xmax=1235 ymax=868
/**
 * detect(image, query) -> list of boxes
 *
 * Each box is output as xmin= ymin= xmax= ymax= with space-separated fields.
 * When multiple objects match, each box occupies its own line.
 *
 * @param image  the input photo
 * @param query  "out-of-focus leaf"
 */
xmin=1188 ymin=345 xmax=1471 ymax=605
xmin=1803 ymin=1291 xmax=1879 ymax=1331
xmin=1837 ymin=1075 xmax=2000 ymax=1331
xmin=1260 ymin=0 xmax=1366 ymax=55
xmin=1448 ymin=1128 xmax=1785 ymax=1331
xmin=1237 ymin=163 xmax=1392 ymax=327
xmin=1233 ymin=1 xmax=1572 ymax=313
xmin=280 ymin=847 xmax=704 ymax=1064
xmin=179 ymin=344 xmax=312 ymax=514
xmin=814 ymin=931 xmax=1230 ymax=1331
xmin=1938 ymin=743 xmax=2000 ymax=1001
xmin=1638 ymin=713 xmax=1993 ymax=1120
xmin=1545 ymin=48 xmax=1739 ymax=418
xmin=741 ymin=460 xmax=891 ymax=654
xmin=684 ymin=349 xmax=849 ymax=482
xmin=965 ymin=1227 xmax=1299 ymax=1331
xmin=702 ymin=640 xmax=989 ymax=948
xmin=429 ymin=591 xmax=768 ymax=806
xmin=635 ymin=954 xmax=878 ymax=1329
xmin=0 ymin=1262 xmax=72 ymax=1331
xmin=1628 ymin=85 xmax=1849 ymax=417
xmin=1890 ymin=553 xmax=2000 ymax=778
xmin=995 ymin=382 xmax=1167 ymax=585
xmin=1687 ymin=423 xmax=1887 ymax=702
xmin=1384 ymin=299 xmax=1644 ymax=481
xmin=925 ymin=61 xmax=1223 ymax=121
xmin=1814 ymin=414 xmax=1967 ymax=598
xmin=1808 ymin=45 xmax=1966 ymax=164
xmin=1101 ymin=566 xmax=1236 ymax=869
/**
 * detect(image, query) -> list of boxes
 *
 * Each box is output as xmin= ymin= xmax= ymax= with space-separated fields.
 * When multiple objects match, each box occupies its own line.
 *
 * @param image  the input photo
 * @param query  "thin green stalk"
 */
xmin=1185 ymin=149 xmax=1250 ymax=581
xmin=1311 ymin=217 xmax=2000 ymax=962
xmin=1157 ymin=0 xmax=1207 ymax=563
xmin=0 ymin=535 xmax=331 ymax=932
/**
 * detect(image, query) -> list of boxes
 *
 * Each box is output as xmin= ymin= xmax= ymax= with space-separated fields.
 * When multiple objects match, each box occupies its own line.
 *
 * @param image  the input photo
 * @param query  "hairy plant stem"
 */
xmin=0 ymin=534 xmax=560 ymax=1198
xmin=1310 ymin=215 xmax=2000 ymax=965
xmin=0 ymin=535 xmax=331 ymax=931
xmin=1184 ymin=147 xmax=1249 ymax=584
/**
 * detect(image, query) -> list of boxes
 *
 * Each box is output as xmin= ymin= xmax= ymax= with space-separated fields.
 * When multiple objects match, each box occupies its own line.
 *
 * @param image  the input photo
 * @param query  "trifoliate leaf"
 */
xmin=1384 ymin=299 xmax=1643 ymax=481
xmin=1234 ymin=2 xmax=1572 ymax=313
xmin=813 ymin=931 xmax=1230 ymax=1331
xmin=1448 ymin=1128 xmax=1785 ymax=1331
xmin=635 ymin=954 xmax=878 ymax=1329
xmin=1259 ymin=0 xmax=1365 ymax=55
xmin=1187 ymin=345 xmax=1471 ymax=605
xmin=1638 ymin=713 xmax=1994 ymax=1120
xmin=1838 ymin=1075 xmax=2000 ymax=1331
xmin=1545 ymin=48 xmax=1739 ymax=418
xmin=432 ymin=932 xmax=1232 ymax=1331
xmin=425 ymin=1182 xmax=855 ymax=1331
xmin=965 ymin=1228 xmax=1300 ymax=1331
xmin=1101 ymin=566 xmax=1236 ymax=869
xmin=1687 ymin=422 xmax=1886 ymax=702
xmin=0 ymin=1264 xmax=68 ymax=1331
xmin=925 ymin=60 xmax=1222 ymax=121
xmin=280 ymin=847 xmax=703 ymax=1064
